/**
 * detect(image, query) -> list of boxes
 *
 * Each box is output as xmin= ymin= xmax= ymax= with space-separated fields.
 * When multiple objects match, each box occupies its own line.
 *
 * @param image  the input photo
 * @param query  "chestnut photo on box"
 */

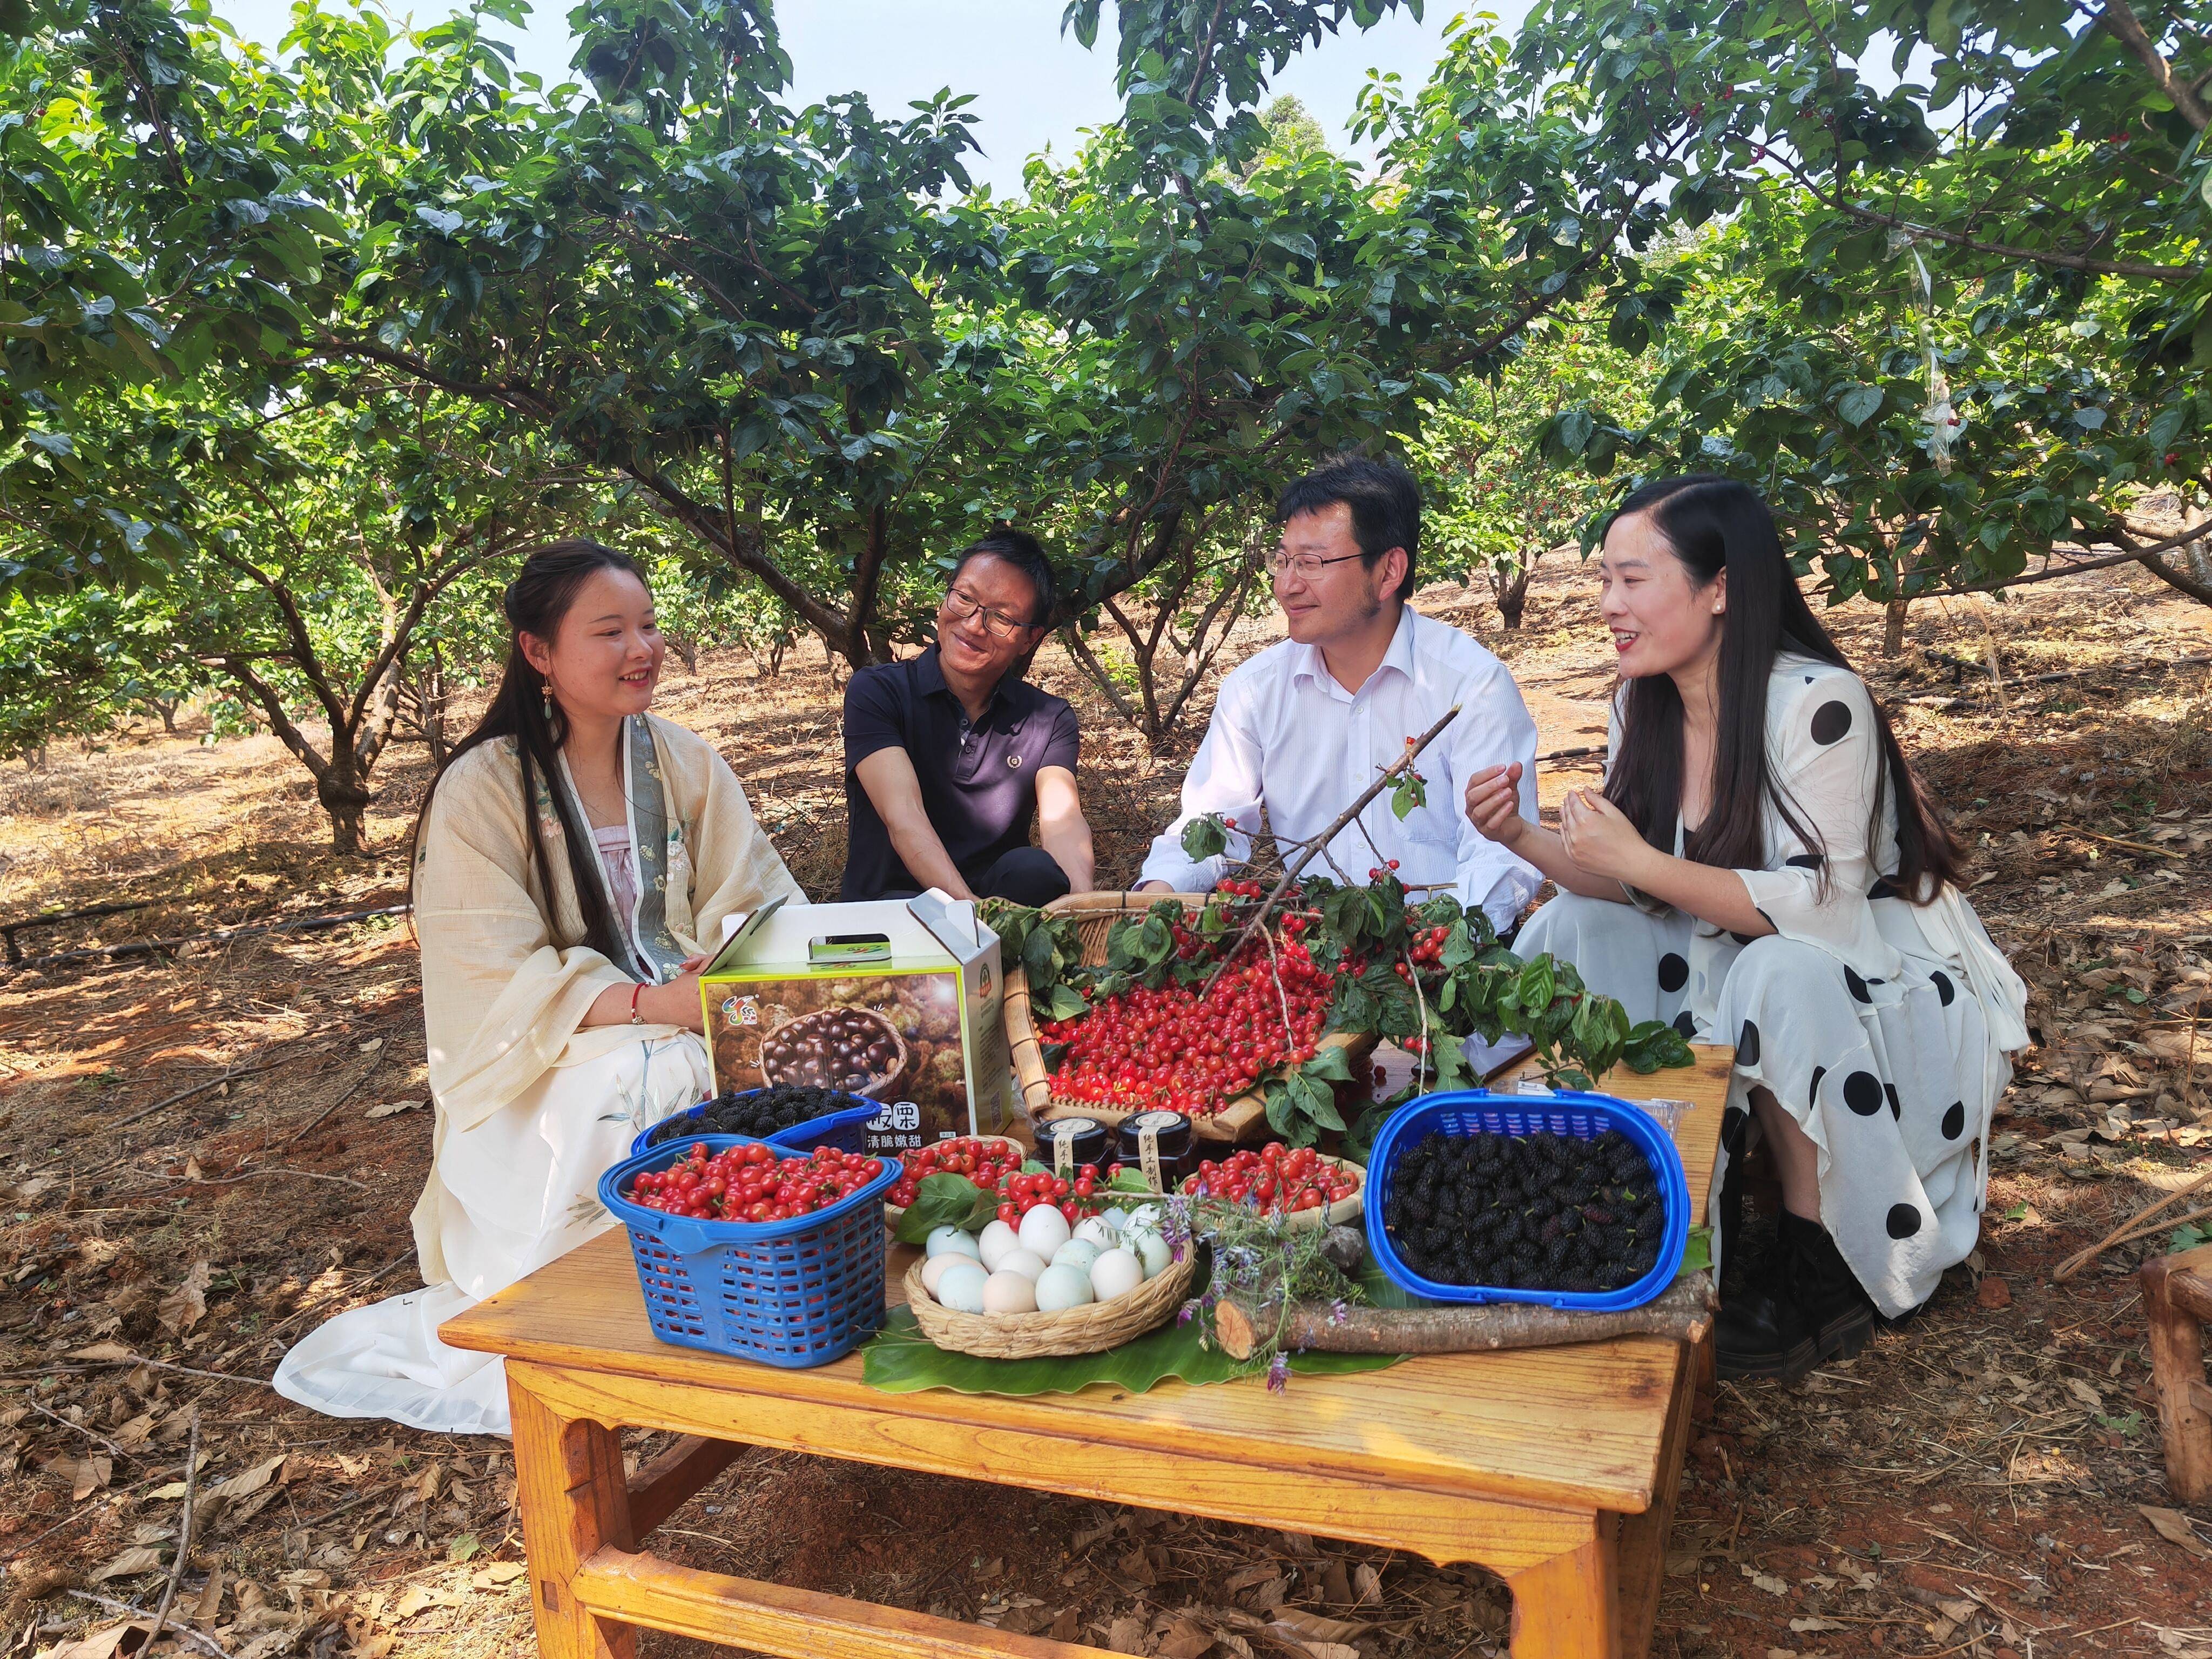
xmin=761 ymin=1006 xmax=908 ymax=1096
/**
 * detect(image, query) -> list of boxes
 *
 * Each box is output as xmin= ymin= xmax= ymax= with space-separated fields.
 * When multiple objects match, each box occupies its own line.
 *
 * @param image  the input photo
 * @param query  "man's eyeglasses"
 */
xmin=941 ymin=588 xmax=1040 ymax=642
xmin=1269 ymin=550 xmax=1369 ymax=581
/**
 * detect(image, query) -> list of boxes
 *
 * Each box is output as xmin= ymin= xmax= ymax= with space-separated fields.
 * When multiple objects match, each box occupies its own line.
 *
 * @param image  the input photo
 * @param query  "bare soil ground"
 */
xmin=3 ymin=556 xmax=2211 ymax=1659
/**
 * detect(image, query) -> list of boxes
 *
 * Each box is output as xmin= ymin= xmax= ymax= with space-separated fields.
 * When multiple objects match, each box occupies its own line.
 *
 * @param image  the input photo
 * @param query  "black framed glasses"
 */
xmin=941 ymin=588 xmax=1040 ymax=641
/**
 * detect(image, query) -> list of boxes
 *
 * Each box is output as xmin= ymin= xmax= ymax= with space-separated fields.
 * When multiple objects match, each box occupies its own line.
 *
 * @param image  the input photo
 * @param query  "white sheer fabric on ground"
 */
xmin=272 ymin=1032 xmax=710 ymax=1437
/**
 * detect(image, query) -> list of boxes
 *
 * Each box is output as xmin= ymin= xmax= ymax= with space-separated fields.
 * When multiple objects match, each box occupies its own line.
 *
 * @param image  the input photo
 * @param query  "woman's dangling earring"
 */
xmin=541 ymin=682 xmax=554 ymax=720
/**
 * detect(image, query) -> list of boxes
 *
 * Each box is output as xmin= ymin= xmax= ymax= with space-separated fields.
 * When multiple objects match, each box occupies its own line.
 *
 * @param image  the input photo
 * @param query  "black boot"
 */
xmin=1778 ymin=1211 xmax=1873 ymax=1363
xmin=1714 ymin=1236 xmax=1816 ymax=1381
xmin=1715 ymin=1213 xmax=1874 ymax=1381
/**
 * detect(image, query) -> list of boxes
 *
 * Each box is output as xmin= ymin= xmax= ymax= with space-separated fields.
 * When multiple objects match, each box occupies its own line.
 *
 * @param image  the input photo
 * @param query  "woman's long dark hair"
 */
xmin=409 ymin=540 xmax=647 ymax=965
xmin=1600 ymin=476 xmax=1960 ymax=902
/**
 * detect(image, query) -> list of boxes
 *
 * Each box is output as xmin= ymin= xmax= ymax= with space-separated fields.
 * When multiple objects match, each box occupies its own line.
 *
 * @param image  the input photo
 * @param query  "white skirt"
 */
xmin=273 ymin=1033 xmax=711 ymax=1437
xmin=1516 ymin=894 xmax=2005 ymax=1318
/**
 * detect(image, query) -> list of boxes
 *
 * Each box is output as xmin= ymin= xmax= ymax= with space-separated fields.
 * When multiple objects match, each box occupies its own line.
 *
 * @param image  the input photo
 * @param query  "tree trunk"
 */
xmin=1494 ymin=567 xmax=1532 ymax=630
xmin=1883 ymin=596 xmax=1910 ymax=658
xmin=318 ymin=743 xmax=374 ymax=855
xmin=420 ymin=643 xmax=451 ymax=768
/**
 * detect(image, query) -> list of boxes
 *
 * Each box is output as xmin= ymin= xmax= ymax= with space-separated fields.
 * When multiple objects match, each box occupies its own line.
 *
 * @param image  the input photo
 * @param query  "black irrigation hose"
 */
xmin=11 ymin=904 xmax=410 ymax=973
xmin=0 ymin=898 xmax=160 ymax=966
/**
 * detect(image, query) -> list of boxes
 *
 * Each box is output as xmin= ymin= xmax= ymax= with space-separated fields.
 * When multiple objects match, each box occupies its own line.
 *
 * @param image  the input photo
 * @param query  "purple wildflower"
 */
xmin=1266 ymin=1353 xmax=1290 ymax=1393
xmin=1329 ymin=1299 xmax=1350 ymax=1326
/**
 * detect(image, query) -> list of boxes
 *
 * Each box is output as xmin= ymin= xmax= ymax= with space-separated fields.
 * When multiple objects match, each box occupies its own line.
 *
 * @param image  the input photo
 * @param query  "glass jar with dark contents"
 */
xmin=1038 ymin=1115 xmax=1109 ymax=1176
xmin=1116 ymin=1109 xmax=1193 ymax=1191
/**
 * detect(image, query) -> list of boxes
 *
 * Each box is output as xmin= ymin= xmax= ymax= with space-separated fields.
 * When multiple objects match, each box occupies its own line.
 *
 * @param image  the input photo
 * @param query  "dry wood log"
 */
xmin=1213 ymin=1271 xmax=1717 ymax=1359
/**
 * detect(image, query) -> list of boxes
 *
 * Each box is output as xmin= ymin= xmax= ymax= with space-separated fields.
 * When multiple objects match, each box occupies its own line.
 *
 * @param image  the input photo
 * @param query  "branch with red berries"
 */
xmin=1195 ymin=702 xmax=1462 ymax=999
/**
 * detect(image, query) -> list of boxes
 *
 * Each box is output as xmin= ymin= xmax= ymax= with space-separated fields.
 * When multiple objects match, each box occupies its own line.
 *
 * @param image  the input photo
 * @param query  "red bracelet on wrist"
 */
xmin=629 ymin=982 xmax=646 ymax=1026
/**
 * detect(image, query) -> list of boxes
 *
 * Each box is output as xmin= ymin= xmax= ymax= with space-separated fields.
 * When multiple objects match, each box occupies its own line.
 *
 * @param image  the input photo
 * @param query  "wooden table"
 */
xmin=442 ymin=1047 xmax=1731 ymax=1659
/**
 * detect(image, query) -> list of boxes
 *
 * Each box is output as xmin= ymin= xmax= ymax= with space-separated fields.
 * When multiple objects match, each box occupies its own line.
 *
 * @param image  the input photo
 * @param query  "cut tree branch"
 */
xmin=1215 ymin=1270 xmax=1717 ymax=1358
xmin=1201 ymin=703 xmax=1464 ymax=995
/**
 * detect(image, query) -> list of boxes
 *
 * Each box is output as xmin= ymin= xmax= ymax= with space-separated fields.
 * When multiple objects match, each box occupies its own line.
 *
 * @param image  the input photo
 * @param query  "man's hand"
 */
xmin=1556 ymin=787 xmax=1653 ymax=884
xmin=1462 ymin=761 xmax=1529 ymax=848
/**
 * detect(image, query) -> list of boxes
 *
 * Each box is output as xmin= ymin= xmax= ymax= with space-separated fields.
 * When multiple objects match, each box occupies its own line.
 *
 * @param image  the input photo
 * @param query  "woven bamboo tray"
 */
xmin=901 ymin=1245 xmax=1200 ymax=1358
xmin=1003 ymin=891 xmax=1375 ymax=1147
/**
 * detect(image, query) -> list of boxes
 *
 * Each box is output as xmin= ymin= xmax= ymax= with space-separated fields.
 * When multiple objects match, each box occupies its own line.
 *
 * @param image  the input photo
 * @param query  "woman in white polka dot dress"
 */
xmin=1464 ymin=476 xmax=2028 ymax=1381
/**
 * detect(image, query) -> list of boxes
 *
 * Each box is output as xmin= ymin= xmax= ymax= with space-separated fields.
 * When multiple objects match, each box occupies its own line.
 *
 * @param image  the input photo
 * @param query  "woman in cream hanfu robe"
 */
xmin=275 ymin=548 xmax=800 ymax=1437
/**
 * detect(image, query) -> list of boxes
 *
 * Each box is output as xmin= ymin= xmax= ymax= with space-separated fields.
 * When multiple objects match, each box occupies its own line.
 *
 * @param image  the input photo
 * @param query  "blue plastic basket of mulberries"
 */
xmin=1363 ymin=1088 xmax=1690 ymax=1312
xmin=630 ymin=1093 xmax=879 ymax=1159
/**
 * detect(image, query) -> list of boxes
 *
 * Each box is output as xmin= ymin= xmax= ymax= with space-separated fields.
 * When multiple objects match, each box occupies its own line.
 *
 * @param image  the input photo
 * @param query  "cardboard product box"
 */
xmin=700 ymin=893 xmax=1012 ymax=1155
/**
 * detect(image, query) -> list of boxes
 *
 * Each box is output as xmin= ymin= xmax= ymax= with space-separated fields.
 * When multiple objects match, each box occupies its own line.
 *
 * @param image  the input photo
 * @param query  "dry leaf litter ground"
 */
xmin=2 ymin=556 xmax=2210 ymax=1659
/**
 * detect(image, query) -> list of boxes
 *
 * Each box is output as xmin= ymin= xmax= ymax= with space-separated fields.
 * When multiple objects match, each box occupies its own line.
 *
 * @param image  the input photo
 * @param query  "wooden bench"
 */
xmin=2144 ymin=1239 xmax=2212 ymax=1502
xmin=443 ymin=1048 xmax=1731 ymax=1659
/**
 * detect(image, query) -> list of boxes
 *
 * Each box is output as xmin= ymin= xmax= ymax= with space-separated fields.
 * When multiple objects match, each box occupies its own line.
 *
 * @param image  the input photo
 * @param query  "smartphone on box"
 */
xmin=808 ymin=932 xmax=893 ymax=966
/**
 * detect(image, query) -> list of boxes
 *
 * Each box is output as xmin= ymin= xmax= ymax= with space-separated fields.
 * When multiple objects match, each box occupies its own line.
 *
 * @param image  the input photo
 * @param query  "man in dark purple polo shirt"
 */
xmin=839 ymin=531 xmax=1096 ymax=905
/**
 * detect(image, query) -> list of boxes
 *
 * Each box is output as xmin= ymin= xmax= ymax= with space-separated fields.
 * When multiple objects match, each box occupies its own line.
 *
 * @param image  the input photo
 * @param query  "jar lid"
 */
xmin=1124 ymin=1110 xmax=1188 ymax=1133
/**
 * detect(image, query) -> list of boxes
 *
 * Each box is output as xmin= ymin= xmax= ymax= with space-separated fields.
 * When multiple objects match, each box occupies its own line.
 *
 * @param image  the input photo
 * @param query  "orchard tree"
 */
xmin=1413 ymin=310 xmax=1647 ymax=628
xmin=0 ymin=584 xmax=204 ymax=762
xmin=286 ymin=0 xmax=1003 ymax=668
xmin=1539 ymin=193 xmax=2212 ymax=638
xmin=5 ymin=385 xmax=596 ymax=849
xmin=1517 ymin=0 xmax=2212 ymax=605
xmin=973 ymin=5 xmax=1694 ymax=739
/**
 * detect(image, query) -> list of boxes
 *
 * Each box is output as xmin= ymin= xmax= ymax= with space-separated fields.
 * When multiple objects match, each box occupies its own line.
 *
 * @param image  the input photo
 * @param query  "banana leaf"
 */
xmin=859 ymin=1306 xmax=1398 ymax=1395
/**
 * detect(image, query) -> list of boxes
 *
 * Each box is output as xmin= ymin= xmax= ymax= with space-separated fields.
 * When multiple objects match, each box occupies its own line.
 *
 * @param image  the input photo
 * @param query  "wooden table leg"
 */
xmin=1505 ymin=1521 xmax=1618 ymax=1659
xmin=511 ymin=1368 xmax=637 ymax=1659
xmin=1690 ymin=1328 xmax=1717 ymax=1426
xmin=1615 ymin=1347 xmax=1694 ymax=1659
xmin=2144 ymin=1244 xmax=2212 ymax=1503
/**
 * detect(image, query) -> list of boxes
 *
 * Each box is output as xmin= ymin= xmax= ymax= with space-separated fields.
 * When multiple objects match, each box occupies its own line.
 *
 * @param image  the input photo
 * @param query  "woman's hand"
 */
xmin=1556 ymin=788 xmax=1656 ymax=885
xmin=644 ymin=970 xmax=707 ymax=1034
xmin=586 ymin=962 xmax=709 ymax=1033
xmin=1462 ymin=762 xmax=1530 ymax=849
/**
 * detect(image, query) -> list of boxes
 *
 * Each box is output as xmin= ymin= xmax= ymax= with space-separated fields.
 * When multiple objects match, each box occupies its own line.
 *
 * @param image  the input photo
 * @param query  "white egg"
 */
xmin=996 ymin=1246 xmax=1048 ymax=1281
xmin=919 ymin=1252 xmax=967 ymax=1297
xmin=1100 ymin=1206 xmax=1132 ymax=1232
xmin=926 ymin=1225 xmax=982 ymax=1262
xmin=980 ymin=1270 xmax=1038 ymax=1315
xmin=1051 ymin=1238 xmax=1103 ymax=1276
xmin=1088 ymin=1247 xmax=1145 ymax=1303
xmin=933 ymin=1260 xmax=989 ymax=1313
xmin=1073 ymin=1216 xmax=1122 ymax=1251
xmin=1131 ymin=1230 xmax=1172 ymax=1279
xmin=1033 ymin=1262 xmax=1095 ymax=1312
xmin=976 ymin=1219 xmax=1022 ymax=1273
xmin=1123 ymin=1203 xmax=1165 ymax=1237
xmin=1016 ymin=1203 xmax=1072 ymax=1259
